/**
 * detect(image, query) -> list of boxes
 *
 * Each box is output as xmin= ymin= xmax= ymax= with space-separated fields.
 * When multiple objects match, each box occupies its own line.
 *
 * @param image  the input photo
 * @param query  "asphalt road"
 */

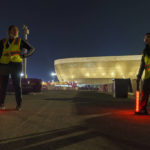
xmin=0 ymin=90 xmax=150 ymax=150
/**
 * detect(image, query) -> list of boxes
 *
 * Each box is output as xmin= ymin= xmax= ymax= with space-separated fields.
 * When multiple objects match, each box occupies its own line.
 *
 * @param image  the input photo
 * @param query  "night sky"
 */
xmin=1 ymin=0 xmax=150 ymax=81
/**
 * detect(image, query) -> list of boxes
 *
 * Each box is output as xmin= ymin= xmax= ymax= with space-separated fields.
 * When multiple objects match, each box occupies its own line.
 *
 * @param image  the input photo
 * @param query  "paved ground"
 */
xmin=0 ymin=90 xmax=150 ymax=150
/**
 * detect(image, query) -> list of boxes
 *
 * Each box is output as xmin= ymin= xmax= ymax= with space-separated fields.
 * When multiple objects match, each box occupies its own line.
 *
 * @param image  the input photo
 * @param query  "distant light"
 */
xmin=42 ymin=81 xmax=46 ymax=85
xmin=111 ymin=72 xmax=115 ymax=76
xmin=122 ymin=75 xmax=125 ymax=78
xmin=51 ymin=72 xmax=56 ymax=76
xmin=20 ymin=73 xmax=24 ymax=77
xmin=86 ymin=73 xmax=90 ymax=77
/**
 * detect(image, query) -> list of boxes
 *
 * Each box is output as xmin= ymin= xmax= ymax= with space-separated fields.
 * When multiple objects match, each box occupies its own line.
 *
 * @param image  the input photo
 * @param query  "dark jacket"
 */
xmin=137 ymin=45 xmax=150 ymax=79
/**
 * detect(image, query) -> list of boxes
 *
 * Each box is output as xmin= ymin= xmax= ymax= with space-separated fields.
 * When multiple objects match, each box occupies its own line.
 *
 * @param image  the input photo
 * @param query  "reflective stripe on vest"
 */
xmin=0 ymin=38 xmax=22 ymax=64
xmin=144 ymin=55 xmax=150 ymax=79
xmin=145 ymin=64 xmax=150 ymax=70
xmin=3 ymin=51 xmax=21 ymax=56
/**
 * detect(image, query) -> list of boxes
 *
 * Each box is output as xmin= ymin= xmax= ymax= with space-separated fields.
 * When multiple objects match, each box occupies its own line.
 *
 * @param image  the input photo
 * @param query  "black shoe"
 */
xmin=135 ymin=109 xmax=148 ymax=115
xmin=16 ymin=105 xmax=21 ymax=111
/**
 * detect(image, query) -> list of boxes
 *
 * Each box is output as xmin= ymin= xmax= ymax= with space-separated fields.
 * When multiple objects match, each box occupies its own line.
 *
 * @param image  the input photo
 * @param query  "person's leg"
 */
xmin=139 ymin=78 xmax=150 ymax=113
xmin=140 ymin=89 xmax=149 ymax=111
xmin=0 ymin=75 xmax=9 ymax=107
xmin=11 ymin=73 xmax=22 ymax=108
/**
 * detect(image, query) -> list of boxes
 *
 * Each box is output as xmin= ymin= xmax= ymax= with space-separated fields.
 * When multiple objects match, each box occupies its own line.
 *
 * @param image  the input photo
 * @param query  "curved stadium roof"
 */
xmin=54 ymin=55 xmax=142 ymax=84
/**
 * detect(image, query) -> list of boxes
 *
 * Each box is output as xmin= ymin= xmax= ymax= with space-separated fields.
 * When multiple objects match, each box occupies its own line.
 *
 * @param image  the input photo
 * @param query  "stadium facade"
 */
xmin=54 ymin=55 xmax=142 ymax=84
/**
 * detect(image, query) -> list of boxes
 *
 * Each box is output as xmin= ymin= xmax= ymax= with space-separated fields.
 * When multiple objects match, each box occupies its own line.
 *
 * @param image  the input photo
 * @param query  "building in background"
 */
xmin=54 ymin=55 xmax=142 ymax=85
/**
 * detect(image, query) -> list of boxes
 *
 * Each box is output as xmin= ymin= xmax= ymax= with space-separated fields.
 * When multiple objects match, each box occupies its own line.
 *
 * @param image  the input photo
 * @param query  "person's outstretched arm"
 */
xmin=20 ymin=39 xmax=35 ymax=58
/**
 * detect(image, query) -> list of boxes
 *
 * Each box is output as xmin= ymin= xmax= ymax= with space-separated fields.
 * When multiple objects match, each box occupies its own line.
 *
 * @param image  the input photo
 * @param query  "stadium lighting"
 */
xmin=51 ymin=72 xmax=57 ymax=82
xmin=111 ymin=72 xmax=115 ymax=76
xmin=20 ymin=73 xmax=24 ymax=77
xmin=86 ymin=73 xmax=90 ymax=77
xmin=102 ymin=73 xmax=106 ymax=76
xmin=51 ymin=72 xmax=56 ymax=76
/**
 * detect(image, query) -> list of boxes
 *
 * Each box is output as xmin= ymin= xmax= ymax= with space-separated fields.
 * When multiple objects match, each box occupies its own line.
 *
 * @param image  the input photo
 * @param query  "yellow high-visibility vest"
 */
xmin=144 ymin=54 xmax=150 ymax=79
xmin=0 ymin=38 xmax=22 ymax=64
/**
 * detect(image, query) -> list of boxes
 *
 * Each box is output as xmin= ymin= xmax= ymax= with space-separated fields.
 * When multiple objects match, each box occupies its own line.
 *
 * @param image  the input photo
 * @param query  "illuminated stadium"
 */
xmin=54 ymin=55 xmax=142 ymax=84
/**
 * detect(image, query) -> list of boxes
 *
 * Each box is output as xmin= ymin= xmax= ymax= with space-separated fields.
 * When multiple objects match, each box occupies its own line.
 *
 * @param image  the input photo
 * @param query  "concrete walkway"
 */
xmin=0 ymin=90 xmax=149 ymax=150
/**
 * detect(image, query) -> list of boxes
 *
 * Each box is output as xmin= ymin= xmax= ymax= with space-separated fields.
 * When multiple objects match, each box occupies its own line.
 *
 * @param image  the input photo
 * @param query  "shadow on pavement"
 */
xmin=0 ymin=125 xmax=99 ymax=150
xmin=84 ymin=115 xmax=150 ymax=150
xmin=3 ymin=91 xmax=148 ymax=149
xmin=73 ymin=91 xmax=135 ymax=115
xmin=44 ymin=98 xmax=74 ymax=101
xmin=72 ymin=91 xmax=150 ymax=149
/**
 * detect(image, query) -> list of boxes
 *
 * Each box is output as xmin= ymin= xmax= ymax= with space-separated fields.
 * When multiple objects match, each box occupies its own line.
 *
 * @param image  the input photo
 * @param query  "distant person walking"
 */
xmin=137 ymin=33 xmax=150 ymax=114
xmin=0 ymin=25 xmax=35 ymax=110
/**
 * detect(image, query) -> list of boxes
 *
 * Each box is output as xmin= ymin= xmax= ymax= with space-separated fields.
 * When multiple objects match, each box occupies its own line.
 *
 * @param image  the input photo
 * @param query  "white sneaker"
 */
xmin=16 ymin=105 xmax=21 ymax=111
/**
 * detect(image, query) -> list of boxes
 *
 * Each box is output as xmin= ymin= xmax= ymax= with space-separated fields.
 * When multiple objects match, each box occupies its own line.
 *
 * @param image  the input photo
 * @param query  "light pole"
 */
xmin=22 ymin=25 xmax=29 ymax=78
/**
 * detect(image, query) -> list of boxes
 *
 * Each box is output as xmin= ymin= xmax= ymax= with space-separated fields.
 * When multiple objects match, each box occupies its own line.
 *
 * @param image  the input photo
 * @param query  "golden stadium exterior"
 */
xmin=54 ymin=55 xmax=142 ymax=84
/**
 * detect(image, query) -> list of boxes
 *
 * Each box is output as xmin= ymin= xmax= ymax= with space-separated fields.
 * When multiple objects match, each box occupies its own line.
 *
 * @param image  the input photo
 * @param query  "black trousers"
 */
xmin=0 ymin=63 xmax=22 ymax=106
xmin=140 ymin=78 xmax=150 ymax=110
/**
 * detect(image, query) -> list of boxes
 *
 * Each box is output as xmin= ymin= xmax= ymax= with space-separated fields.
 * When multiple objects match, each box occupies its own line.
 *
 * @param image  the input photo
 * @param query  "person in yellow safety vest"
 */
xmin=0 ymin=25 xmax=35 ymax=111
xmin=137 ymin=32 xmax=150 ymax=115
